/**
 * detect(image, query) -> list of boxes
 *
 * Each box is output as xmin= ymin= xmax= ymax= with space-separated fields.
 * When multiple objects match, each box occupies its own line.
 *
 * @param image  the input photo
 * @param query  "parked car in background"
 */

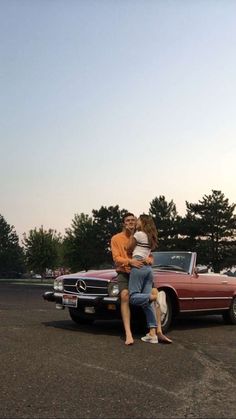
xmin=43 ymin=251 xmax=236 ymax=333
xmin=223 ymin=269 xmax=236 ymax=277
xmin=32 ymin=274 xmax=42 ymax=279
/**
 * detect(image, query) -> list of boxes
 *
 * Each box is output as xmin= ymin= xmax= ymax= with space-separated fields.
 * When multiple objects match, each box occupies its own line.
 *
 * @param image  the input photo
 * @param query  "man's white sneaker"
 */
xmin=141 ymin=333 xmax=158 ymax=344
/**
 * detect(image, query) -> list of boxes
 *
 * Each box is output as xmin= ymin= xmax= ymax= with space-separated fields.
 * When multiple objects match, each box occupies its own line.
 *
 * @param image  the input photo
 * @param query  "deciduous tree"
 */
xmin=23 ymin=227 xmax=61 ymax=276
xmin=63 ymin=213 xmax=96 ymax=271
xmin=92 ymin=205 xmax=128 ymax=264
xmin=63 ymin=206 xmax=128 ymax=271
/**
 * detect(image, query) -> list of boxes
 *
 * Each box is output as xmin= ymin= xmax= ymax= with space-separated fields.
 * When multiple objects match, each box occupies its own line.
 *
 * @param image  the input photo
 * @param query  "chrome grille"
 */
xmin=63 ymin=277 xmax=109 ymax=295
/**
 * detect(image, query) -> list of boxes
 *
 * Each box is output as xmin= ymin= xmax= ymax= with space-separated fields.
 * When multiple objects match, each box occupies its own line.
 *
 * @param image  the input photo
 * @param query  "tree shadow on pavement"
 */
xmin=42 ymin=318 xmax=124 ymax=336
xmin=42 ymin=314 xmax=228 ymax=341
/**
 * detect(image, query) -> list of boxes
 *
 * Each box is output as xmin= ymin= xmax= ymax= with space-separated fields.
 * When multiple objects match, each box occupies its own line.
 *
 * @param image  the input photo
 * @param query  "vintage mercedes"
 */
xmin=43 ymin=251 xmax=236 ymax=333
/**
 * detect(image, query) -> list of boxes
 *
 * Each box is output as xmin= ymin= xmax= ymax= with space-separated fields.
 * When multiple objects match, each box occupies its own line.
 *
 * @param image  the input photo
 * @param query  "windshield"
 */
xmin=152 ymin=252 xmax=192 ymax=273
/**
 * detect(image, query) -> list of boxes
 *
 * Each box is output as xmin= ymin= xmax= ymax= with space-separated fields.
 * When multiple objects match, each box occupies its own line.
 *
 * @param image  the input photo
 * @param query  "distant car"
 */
xmin=32 ymin=274 xmax=42 ymax=279
xmin=224 ymin=270 xmax=236 ymax=277
xmin=43 ymin=251 xmax=236 ymax=333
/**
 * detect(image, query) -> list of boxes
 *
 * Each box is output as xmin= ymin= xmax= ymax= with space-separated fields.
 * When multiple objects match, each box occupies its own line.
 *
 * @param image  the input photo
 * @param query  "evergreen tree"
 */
xmin=184 ymin=190 xmax=236 ymax=271
xmin=0 ymin=214 xmax=25 ymax=278
xmin=149 ymin=196 xmax=180 ymax=250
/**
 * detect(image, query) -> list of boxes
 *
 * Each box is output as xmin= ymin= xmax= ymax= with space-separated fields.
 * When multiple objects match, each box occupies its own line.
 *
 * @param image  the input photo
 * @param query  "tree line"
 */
xmin=0 ymin=190 xmax=235 ymax=277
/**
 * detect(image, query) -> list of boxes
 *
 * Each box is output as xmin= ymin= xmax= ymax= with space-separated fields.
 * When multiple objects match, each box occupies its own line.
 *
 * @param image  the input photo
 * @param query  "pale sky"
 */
xmin=1 ymin=0 xmax=236 ymax=240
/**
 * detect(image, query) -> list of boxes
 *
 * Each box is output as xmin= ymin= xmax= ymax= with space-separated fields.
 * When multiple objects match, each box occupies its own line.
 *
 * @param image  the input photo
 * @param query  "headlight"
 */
xmin=108 ymin=283 xmax=119 ymax=297
xmin=54 ymin=278 xmax=64 ymax=291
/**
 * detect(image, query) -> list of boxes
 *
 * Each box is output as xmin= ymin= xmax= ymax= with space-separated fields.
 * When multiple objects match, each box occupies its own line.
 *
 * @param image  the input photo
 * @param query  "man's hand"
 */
xmin=126 ymin=226 xmax=135 ymax=235
xmin=130 ymin=258 xmax=144 ymax=268
xmin=145 ymin=255 xmax=154 ymax=265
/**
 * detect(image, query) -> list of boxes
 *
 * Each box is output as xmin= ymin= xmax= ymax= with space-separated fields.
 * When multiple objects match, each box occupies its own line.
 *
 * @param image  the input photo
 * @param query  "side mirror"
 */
xmin=196 ymin=265 xmax=208 ymax=274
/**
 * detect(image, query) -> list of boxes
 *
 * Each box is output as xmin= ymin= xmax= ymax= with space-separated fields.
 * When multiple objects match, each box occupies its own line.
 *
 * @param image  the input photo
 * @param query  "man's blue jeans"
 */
xmin=128 ymin=264 xmax=157 ymax=328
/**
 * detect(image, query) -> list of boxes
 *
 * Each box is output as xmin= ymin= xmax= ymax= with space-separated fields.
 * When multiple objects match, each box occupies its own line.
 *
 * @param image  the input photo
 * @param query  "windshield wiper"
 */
xmin=153 ymin=264 xmax=186 ymax=272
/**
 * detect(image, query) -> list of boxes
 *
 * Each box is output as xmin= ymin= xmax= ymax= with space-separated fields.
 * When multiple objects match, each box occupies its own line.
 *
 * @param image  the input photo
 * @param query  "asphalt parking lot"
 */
xmin=1 ymin=281 xmax=236 ymax=419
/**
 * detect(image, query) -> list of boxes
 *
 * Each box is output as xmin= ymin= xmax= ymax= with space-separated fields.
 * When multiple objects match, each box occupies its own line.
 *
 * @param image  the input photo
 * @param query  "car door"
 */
xmin=192 ymin=273 xmax=232 ymax=310
xmin=155 ymin=271 xmax=195 ymax=312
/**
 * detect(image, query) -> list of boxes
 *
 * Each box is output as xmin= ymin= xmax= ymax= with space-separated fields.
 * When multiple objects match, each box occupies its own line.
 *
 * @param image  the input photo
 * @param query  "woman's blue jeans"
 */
xmin=128 ymin=264 xmax=157 ymax=328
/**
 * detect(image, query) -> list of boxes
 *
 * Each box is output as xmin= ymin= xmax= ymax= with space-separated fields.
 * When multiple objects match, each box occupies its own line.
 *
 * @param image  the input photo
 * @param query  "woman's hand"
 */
xmin=129 ymin=258 xmax=144 ymax=268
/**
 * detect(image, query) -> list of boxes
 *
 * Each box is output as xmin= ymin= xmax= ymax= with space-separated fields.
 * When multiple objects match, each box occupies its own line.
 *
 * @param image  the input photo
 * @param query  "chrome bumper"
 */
xmin=43 ymin=291 xmax=119 ymax=305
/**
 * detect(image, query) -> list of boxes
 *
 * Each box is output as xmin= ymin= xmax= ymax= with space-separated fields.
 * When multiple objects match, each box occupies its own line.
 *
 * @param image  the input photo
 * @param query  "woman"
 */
xmin=127 ymin=214 xmax=159 ymax=344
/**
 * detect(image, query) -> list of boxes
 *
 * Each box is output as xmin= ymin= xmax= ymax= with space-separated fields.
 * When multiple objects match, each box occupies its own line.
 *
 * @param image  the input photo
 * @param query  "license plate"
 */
xmin=84 ymin=306 xmax=95 ymax=314
xmin=62 ymin=294 xmax=77 ymax=307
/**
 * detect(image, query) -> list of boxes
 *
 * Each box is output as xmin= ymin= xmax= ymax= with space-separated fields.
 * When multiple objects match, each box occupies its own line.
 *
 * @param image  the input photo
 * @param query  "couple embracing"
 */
xmin=111 ymin=212 xmax=172 ymax=345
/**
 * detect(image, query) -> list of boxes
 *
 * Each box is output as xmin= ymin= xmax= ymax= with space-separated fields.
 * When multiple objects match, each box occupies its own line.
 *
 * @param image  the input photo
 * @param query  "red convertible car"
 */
xmin=43 ymin=251 xmax=236 ymax=333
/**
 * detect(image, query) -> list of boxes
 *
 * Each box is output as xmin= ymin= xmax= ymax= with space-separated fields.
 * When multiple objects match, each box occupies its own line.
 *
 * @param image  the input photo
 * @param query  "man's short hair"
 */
xmin=122 ymin=212 xmax=135 ymax=223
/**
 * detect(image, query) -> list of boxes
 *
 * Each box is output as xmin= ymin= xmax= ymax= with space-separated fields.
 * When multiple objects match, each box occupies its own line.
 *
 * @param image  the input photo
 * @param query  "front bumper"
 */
xmin=43 ymin=290 xmax=120 ymax=319
xmin=43 ymin=290 xmax=146 ymax=324
xmin=43 ymin=291 xmax=119 ymax=305
xmin=43 ymin=291 xmax=120 ymax=320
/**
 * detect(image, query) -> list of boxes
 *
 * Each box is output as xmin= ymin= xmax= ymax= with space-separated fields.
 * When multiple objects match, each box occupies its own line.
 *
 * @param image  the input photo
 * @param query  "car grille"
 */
xmin=63 ymin=277 xmax=109 ymax=295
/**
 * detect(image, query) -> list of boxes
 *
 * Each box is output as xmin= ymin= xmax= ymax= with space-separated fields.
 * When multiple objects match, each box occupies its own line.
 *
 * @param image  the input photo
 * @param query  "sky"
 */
xmin=1 ymin=0 xmax=236 ymax=240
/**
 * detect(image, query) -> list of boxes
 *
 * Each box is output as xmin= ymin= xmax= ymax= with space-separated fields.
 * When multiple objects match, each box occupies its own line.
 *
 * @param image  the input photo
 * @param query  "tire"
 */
xmin=160 ymin=292 xmax=173 ymax=334
xmin=69 ymin=307 xmax=94 ymax=325
xmin=222 ymin=297 xmax=236 ymax=325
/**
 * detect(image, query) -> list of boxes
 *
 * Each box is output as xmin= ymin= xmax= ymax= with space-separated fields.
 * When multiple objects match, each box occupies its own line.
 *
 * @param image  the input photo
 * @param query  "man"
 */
xmin=111 ymin=212 xmax=172 ymax=345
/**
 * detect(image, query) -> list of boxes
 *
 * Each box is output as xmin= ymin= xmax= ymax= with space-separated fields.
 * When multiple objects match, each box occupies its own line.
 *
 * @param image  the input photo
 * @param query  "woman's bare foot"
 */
xmin=125 ymin=336 xmax=134 ymax=345
xmin=157 ymin=332 xmax=172 ymax=344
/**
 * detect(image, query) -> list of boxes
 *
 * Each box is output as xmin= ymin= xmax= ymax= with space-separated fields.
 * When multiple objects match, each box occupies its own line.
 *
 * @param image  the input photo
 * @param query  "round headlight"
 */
xmin=54 ymin=278 xmax=64 ymax=291
xmin=108 ymin=283 xmax=119 ymax=297
xmin=57 ymin=278 xmax=64 ymax=291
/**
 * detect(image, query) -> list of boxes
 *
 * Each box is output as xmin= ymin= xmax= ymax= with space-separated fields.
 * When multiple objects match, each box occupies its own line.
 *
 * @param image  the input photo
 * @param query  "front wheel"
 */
xmin=159 ymin=291 xmax=173 ymax=334
xmin=222 ymin=297 xmax=236 ymax=324
xmin=69 ymin=307 xmax=94 ymax=325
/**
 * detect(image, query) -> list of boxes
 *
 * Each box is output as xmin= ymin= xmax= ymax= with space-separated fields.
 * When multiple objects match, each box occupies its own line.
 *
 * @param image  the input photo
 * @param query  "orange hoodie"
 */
xmin=111 ymin=231 xmax=131 ymax=273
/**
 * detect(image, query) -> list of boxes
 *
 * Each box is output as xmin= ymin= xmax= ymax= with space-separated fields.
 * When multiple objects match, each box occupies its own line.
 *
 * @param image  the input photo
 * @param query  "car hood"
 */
xmin=58 ymin=269 xmax=118 ymax=281
xmin=58 ymin=267 xmax=189 ymax=283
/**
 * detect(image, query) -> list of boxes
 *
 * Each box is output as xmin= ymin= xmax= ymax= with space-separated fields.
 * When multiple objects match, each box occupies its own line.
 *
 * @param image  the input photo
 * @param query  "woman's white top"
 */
xmin=132 ymin=231 xmax=151 ymax=259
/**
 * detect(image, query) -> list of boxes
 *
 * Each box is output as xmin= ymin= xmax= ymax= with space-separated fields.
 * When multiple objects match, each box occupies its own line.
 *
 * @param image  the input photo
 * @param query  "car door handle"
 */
xmin=221 ymin=280 xmax=228 ymax=284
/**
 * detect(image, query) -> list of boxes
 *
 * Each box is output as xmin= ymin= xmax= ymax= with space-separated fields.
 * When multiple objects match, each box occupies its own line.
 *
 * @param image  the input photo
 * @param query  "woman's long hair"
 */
xmin=139 ymin=214 xmax=158 ymax=251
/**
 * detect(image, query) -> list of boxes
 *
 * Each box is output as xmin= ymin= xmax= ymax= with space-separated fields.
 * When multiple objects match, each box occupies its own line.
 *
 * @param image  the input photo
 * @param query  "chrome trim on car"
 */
xmin=63 ymin=290 xmax=108 ymax=296
xmin=103 ymin=297 xmax=119 ymax=302
xmin=179 ymin=296 xmax=231 ymax=301
xmin=63 ymin=276 xmax=109 ymax=296
xmin=189 ymin=252 xmax=197 ymax=274
xmin=54 ymin=292 xmax=102 ymax=300
xmin=65 ymin=283 xmax=107 ymax=289
xmin=76 ymin=279 xmax=87 ymax=293
xmin=77 ymin=295 xmax=98 ymax=301
xmin=179 ymin=297 xmax=193 ymax=301
xmin=54 ymin=292 xmax=65 ymax=298
xmin=181 ymin=307 xmax=229 ymax=312
xmin=194 ymin=296 xmax=232 ymax=300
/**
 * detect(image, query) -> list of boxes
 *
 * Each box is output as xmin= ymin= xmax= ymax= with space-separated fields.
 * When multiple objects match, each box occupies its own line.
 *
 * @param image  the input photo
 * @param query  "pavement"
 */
xmin=0 ymin=282 xmax=236 ymax=419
